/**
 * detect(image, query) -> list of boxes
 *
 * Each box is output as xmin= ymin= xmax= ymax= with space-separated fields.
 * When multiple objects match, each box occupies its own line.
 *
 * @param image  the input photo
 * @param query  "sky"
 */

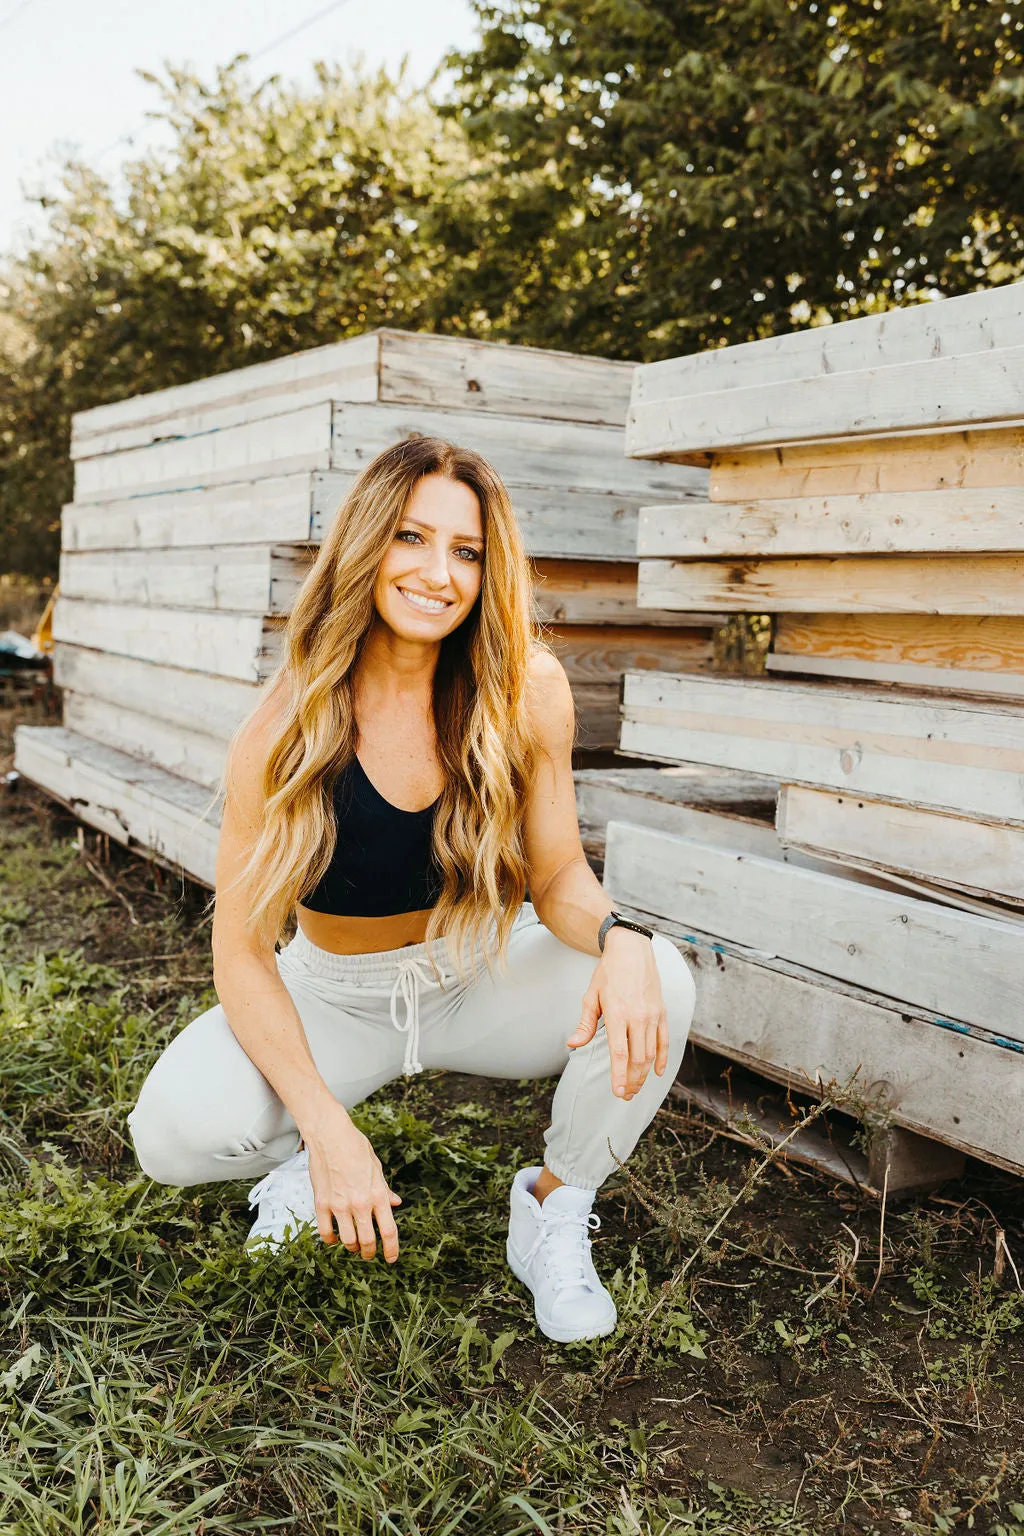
xmin=0 ymin=0 xmax=481 ymax=257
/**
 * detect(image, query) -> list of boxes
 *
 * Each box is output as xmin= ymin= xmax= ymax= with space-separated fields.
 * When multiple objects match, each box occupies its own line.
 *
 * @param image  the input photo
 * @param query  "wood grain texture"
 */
xmin=58 ymin=544 xmax=316 ymax=614
xmin=51 ymin=597 xmax=282 ymax=683
xmin=777 ymin=785 xmax=1024 ymax=907
xmin=710 ymin=427 xmax=1024 ymax=502
xmin=626 ymin=343 xmax=1024 ymax=462
xmin=543 ymin=624 xmax=714 ymax=683
xmin=612 ymin=904 xmax=1024 ymax=1177
xmin=772 ymin=613 xmax=1024 ymax=671
xmin=603 ymin=820 xmax=1024 ymax=1036
xmin=63 ymin=692 xmax=227 ymax=789
xmin=639 ymin=486 xmax=1024 ymax=559
xmin=53 ymin=645 xmax=260 ymax=742
xmin=72 ymin=329 xmax=639 ymax=458
xmin=74 ymin=398 xmax=709 ymax=504
xmin=12 ymin=725 xmax=221 ymax=887
xmin=533 ymin=558 xmax=722 ymax=626
xmin=631 ymin=282 xmax=1024 ymax=407
xmin=638 ymin=553 xmax=1024 ymax=614
xmin=619 ymin=670 xmax=1024 ymax=825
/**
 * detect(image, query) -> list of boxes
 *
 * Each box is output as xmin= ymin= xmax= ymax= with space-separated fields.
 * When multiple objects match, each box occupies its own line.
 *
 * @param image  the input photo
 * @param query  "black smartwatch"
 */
xmin=598 ymin=909 xmax=655 ymax=953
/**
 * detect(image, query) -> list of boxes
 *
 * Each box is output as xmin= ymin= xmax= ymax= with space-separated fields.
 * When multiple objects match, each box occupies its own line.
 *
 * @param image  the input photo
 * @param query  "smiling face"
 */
xmin=372 ymin=472 xmax=485 ymax=641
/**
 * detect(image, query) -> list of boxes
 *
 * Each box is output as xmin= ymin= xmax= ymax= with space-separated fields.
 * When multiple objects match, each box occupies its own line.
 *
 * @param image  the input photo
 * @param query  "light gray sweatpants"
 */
xmin=128 ymin=901 xmax=696 ymax=1192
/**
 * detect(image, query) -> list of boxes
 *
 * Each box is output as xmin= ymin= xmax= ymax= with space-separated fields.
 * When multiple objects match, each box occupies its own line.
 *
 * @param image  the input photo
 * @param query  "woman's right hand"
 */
xmin=303 ymin=1101 xmax=402 ymax=1263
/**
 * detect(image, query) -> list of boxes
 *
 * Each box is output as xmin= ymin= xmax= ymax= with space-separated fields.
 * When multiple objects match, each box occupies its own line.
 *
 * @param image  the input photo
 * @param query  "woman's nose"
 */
xmin=421 ymin=543 xmax=453 ymax=586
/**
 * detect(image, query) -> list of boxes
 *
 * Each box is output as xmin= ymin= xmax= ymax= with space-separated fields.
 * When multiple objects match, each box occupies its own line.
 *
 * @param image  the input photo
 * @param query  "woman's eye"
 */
xmin=396 ymin=531 xmax=481 ymax=562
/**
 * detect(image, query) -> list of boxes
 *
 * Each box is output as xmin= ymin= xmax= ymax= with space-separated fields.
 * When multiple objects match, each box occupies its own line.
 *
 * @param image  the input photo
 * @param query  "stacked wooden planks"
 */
xmin=600 ymin=281 xmax=1024 ymax=1187
xmin=15 ymin=330 xmax=713 ymax=885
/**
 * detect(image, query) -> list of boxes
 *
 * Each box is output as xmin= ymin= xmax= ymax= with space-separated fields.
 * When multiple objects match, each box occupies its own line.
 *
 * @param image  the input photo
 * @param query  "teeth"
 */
xmin=399 ymin=587 xmax=451 ymax=613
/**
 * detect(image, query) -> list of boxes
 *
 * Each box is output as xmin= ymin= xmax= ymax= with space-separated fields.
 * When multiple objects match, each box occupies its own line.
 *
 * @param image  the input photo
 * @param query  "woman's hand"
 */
xmin=565 ymin=929 xmax=668 ymax=1101
xmin=302 ymin=1099 xmax=402 ymax=1262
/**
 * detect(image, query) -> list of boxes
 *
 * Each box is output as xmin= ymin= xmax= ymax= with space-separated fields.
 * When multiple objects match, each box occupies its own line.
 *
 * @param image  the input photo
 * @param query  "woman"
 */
xmin=128 ymin=436 xmax=696 ymax=1344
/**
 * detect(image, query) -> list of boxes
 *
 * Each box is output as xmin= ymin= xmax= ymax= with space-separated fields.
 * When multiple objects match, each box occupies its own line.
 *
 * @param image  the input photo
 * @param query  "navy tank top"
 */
xmin=299 ymin=754 xmax=445 ymax=917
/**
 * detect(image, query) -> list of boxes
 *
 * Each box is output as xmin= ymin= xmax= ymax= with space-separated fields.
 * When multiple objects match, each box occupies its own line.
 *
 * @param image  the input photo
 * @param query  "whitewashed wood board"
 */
xmin=767 ymin=649 xmax=1024 ymax=698
xmin=72 ymin=330 xmax=637 ymax=460
xmin=73 ymin=402 xmax=335 ymax=503
xmin=631 ymin=282 xmax=1024 ymax=407
xmin=638 ymin=486 xmax=1024 ymax=559
xmin=59 ymin=545 xmax=315 ymax=614
xmin=52 ymin=597 xmax=282 ymax=683
xmin=64 ymin=693 xmax=228 ymax=790
xmin=62 ymin=472 xmax=685 ymax=563
xmin=637 ymin=553 xmax=1024 ymax=614
xmin=627 ymin=343 xmax=1024 ymax=461
xmin=71 ymin=335 xmax=379 ymax=459
xmin=604 ymin=821 xmax=1024 ymax=1037
xmin=777 ymin=784 xmax=1024 ymax=907
xmin=74 ymin=399 xmax=708 ymax=504
xmin=619 ymin=671 xmax=1024 ymax=825
xmin=612 ymin=904 xmax=1024 ymax=1175
xmin=53 ymin=645 xmax=260 ymax=741
xmin=62 ymin=474 xmax=328 ymax=551
xmin=13 ymin=725 xmax=221 ymax=886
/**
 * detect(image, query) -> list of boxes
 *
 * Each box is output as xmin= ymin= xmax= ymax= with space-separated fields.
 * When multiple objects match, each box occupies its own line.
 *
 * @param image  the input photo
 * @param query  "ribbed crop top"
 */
xmin=299 ymin=754 xmax=445 ymax=917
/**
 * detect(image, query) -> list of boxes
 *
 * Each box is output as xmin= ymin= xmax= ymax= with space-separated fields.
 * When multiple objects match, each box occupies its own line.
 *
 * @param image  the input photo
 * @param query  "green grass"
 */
xmin=3 ymin=709 xmax=1024 ymax=1533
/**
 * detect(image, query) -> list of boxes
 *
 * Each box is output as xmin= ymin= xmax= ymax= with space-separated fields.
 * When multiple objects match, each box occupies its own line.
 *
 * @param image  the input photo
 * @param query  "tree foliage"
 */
xmin=439 ymin=0 xmax=1024 ymax=357
xmin=0 ymin=62 xmax=474 ymax=579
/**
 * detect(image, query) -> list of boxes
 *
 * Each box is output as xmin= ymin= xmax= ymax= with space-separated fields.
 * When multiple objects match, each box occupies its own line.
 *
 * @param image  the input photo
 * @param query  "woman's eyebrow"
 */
xmin=405 ymin=517 xmax=485 ymax=546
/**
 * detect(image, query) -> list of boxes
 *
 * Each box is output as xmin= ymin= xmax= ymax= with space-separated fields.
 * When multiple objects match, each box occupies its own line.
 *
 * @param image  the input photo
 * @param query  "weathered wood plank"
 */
xmin=73 ymin=402 xmax=335 ymax=502
xmin=51 ymin=597 xmax=283 ymax=683
xmin=53 ymin=645 xmax=260 ymax=741
xmin=575 ymin=767 xmax=778 ymax=867
xmin=63 ymin=693 xmax=227 ymax=789
xmin=619 ymin=671 xmax=1024 ymax=825
xmin=777 ymin=785 xmax=1024 ymax=908
xmin=534 ymin=559 xmax=721 ymax=626
xmin=631 ymin=282 xmax=1024 ymax=407
xmin=58 ymin=545 xmax=315 ymax=614
xmin=12 ymin=725 xmax=222 ymax=886
xmin=74 ymin=399 xmax=708 ymax=504
xmin=627 ymin=910 xmax=1024 ymax=1176
xmin=638 ymin=553 xmax=1024 ymax=615
xmin=639 ymin=487 xmax=1024 ymax=559
xmin=603 ymin=821 xmax=1024 ymax=1036
xmin=709 ymin=427 xmax=1024 ymax=502
xmin=768 ymin=613 xmax=1024 ymax=696
xmin=543 ymin=624 xmax=714 ymax=684
xmin=376 ymin=330 xmax=633 ymax=425
xmin=62 ymin=474 xmax=326 ymax=551
xmin=72 ymin=330 xmax=639 ymax=460
xmin=771 ymin=612 xmax=1024 ymax=673
xmin=70 ymin=335 xmax=380 ymax=459
xmin=627 ymin=342 xmax=1024 ymax=462
xmin=63 ymin=475 xmax=685 ymax=562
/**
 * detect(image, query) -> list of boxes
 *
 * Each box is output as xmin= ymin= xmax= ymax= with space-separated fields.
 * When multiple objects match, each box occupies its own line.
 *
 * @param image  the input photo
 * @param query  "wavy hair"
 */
xmin=208 ymin=435 xmax=556 ymax=986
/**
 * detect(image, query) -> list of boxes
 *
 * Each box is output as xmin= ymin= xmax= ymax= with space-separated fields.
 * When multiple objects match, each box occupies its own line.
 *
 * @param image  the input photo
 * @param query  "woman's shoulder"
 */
xmin=525 ymin=641 xmax=574 ymax=749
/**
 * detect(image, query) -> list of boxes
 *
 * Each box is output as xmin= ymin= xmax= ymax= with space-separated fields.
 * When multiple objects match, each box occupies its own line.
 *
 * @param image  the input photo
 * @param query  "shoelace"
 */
xmin=389 ymin=955 xmax=436 ymax=1075
xmin=247 ymin=1164 xmax=312 ymax=1224
xmin=522 ymin=1209 xmax=602 ymax=1292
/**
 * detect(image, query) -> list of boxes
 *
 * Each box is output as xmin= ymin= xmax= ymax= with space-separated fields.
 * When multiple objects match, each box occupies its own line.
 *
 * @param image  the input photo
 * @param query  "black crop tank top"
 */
xmin=299 ymin=755 xmax=445 ymax=917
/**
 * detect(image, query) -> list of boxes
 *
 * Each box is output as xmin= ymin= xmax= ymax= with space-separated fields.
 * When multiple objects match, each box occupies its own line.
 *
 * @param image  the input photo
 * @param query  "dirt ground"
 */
xmin=3 ymin=694 xmax=1024 ymax=1534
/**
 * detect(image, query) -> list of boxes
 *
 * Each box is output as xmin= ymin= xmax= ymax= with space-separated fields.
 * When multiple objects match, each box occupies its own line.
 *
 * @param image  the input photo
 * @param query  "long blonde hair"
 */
xmin=213 ymin=436 xmax=557 ymax=985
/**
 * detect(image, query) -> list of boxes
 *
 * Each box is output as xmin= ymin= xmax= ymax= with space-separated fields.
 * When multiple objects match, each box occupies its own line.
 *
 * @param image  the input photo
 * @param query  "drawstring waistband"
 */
xmin=389 ymin=954 xmax=436 ymax=1076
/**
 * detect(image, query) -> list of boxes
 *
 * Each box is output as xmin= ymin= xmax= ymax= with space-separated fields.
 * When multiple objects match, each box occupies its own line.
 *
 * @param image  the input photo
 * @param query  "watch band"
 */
xmin=598 ymin=910 xmax=655 ymax=953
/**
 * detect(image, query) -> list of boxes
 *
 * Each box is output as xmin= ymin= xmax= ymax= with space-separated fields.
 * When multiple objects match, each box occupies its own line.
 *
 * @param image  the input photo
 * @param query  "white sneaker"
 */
xmin=245 ymin=1147 xmax=316 ymax=1252
xmin=506 ymin=1166 xmax=618 ymax=1343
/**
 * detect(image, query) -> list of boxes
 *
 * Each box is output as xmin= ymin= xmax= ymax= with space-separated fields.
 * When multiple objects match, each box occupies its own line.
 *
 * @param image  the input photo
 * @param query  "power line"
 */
xmin=248 ymin=0 xmax=357 ymax=63
xmin=0 ymin=0 xmax=35 ymax=34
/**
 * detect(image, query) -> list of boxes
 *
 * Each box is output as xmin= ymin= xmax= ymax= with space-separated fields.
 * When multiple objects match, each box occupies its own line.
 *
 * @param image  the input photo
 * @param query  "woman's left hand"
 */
xmin=565 ymin=931 xmax=668 ymax=1100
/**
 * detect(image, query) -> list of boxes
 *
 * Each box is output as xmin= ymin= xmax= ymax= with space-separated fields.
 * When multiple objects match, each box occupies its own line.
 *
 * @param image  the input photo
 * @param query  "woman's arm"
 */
xmin=211 ymin=701 xmax=401 ymax=1261
xmin=522 ymin=651 xmax=669 ymax=1100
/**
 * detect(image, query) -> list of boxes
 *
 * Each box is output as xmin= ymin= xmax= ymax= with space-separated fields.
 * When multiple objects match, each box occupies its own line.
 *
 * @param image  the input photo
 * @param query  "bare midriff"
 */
xmin=295 ymin=903 xmax=438 ymax=954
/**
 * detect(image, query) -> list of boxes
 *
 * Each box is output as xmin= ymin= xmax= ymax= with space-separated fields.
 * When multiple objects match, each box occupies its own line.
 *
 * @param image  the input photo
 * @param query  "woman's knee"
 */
xmin=652 ymin=934 xmax=696 ymax=1058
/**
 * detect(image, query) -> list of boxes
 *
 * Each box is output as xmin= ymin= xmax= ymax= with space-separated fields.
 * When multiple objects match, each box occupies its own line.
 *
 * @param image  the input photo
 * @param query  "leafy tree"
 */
xmin=0 ymin=61 xmax=474 ymax=579
xmin=439 ymin=0 xmax=1024 ymax=358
